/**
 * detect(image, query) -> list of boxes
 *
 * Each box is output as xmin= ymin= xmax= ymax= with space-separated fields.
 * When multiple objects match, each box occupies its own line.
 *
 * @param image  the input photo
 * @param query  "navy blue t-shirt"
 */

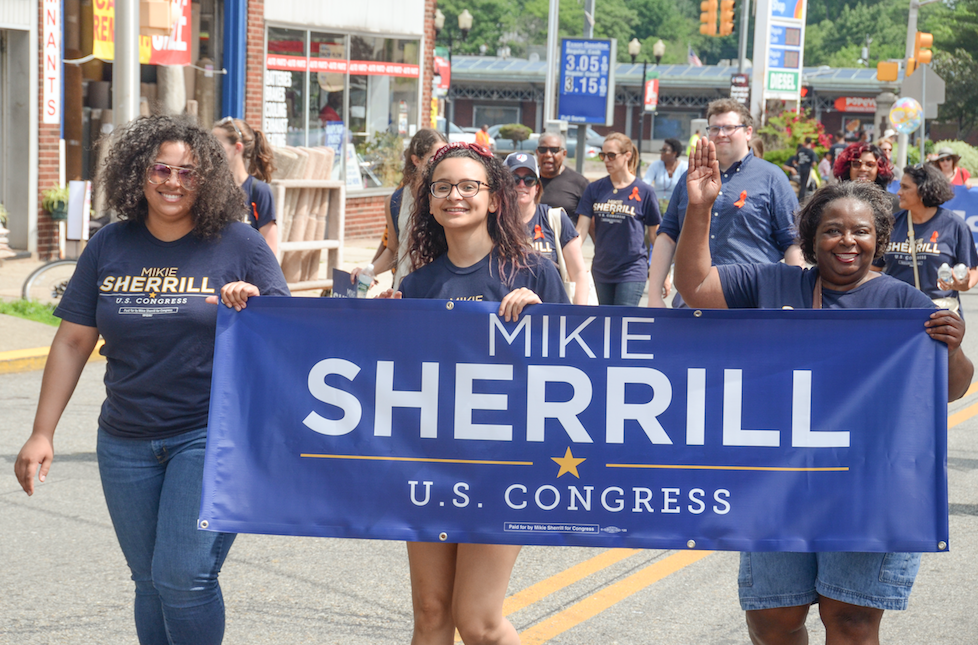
xmin=576 ymin=176 xmax=661 ymax=283
xmin=243 ymin=176 xmax=276 ymax=230
xmin=399 ymin=249 xmax=570 ymax=304
xmin=877 ymin=208 xmax=978 ymax=300
xmin=526 ymin=204 xmax=578 ymax=266
xmin=718 ymin=263 xmax=936 ymax=310
xmin=55 ymin=220 xmax=290 ymax=439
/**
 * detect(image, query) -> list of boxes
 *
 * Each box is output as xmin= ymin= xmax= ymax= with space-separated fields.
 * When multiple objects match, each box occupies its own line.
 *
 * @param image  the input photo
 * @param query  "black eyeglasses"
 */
xmin=513 ymin=175 xmax=538 ymax=187
xmin=218 ymin=116 xmax=244 ymax=142
xmin=536 ymin=146 xmax=563 ymax=155
xmin=430 ymin=180 xmax=491 ymax=199
xmin=147 ymin=163 xmax=198 ymax=190
xmin=598 ymin=151 xmax=622 ymax=161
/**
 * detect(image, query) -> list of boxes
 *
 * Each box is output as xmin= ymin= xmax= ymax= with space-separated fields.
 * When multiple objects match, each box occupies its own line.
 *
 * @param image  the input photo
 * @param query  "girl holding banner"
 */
xmin=381 ymin=141 xmax=567 ymax=644
xmin=14 ymin=116 xmax=289 ymax=645
xmin=675 ymin=138 xmax=973 ymax=645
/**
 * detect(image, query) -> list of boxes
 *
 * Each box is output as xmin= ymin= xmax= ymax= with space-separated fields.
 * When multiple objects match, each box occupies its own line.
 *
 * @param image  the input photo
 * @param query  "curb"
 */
xmin=0 ymin=340 xmax=105 ymax=374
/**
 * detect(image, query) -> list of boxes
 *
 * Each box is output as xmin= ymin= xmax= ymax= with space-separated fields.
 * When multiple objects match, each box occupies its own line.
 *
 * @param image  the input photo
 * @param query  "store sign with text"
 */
xmin=92 ymin=0 xmax=192 ymax=65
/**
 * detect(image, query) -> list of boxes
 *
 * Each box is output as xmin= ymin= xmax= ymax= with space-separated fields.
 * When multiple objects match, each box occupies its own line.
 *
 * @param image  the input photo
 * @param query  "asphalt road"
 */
xmin=2 ymin=295 xmax=978 ymax=644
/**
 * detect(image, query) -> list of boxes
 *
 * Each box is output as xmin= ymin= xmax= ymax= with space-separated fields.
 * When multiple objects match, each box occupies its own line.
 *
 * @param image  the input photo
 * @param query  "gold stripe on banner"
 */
xmin=300 ymin=453 xmax=533 ymax=466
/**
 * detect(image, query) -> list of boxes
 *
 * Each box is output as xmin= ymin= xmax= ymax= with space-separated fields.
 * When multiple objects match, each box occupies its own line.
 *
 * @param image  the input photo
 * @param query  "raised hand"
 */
xmin=686 ymin=137 xmax=721 ymax=209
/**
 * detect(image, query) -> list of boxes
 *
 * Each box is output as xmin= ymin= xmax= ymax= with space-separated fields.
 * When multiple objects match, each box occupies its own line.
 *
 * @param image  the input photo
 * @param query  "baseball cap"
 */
xmin=504 ymin=152 xmax=538 ymax=176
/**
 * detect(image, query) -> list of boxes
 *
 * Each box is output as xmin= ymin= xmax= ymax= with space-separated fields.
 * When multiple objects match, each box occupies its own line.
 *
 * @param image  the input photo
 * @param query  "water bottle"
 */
xmin=953 ymin=263 xmax=968 ymax=282
xmin=938 ymin=262 xmax=953 ymax=284
xmin=356 ymin=263 xmax=374 ymax=298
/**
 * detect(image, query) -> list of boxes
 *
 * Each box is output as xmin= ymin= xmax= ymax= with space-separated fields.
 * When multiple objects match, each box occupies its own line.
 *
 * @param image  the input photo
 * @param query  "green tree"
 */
xmin=931 ymin=49 xmax=978 ymax=136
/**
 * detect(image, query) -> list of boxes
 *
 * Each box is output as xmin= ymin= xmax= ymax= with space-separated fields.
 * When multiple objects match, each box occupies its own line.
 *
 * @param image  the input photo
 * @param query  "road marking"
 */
xmin=454 ymin=548 xmax=644 ymax=643
xmin=949 ymin=400 xmax=978 ymax=427
xmin=503 ymin=548 xmax=641 ymax=615
xmin=518 ymin=550 xmax=713 ymax=644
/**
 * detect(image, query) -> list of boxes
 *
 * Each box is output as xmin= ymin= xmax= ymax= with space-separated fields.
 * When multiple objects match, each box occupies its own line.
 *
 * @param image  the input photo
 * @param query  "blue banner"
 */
xmin=200 ymin=299 xmax=949 ymax=552
xmin=944 ymin=186 xmax=978 ymax=248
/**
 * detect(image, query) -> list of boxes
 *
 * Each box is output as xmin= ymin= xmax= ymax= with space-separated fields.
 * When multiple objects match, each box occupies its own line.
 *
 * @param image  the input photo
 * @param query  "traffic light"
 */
xmin=906 ymin=31 xmax=933 ymax=76
xmin=719 ymin=0 xmax=736 ymax=36
xmin=700 ymin=0 xmax=718 ymax=36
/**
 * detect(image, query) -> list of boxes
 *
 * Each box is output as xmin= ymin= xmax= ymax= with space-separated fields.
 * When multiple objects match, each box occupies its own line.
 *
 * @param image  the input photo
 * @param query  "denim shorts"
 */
xmin=738 ymin=551 xmax=921 ymax=611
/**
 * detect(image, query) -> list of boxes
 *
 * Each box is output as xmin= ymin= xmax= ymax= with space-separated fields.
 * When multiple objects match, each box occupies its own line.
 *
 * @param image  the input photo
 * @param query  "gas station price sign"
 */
xmin=558 ymin=38 xmax=617 ymax=125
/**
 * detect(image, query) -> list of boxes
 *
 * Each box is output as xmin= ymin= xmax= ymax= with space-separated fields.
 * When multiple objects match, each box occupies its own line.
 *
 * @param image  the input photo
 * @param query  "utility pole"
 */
xmin=575 ymin=0 xmax=595 ymax=174
xmin=544 ymin=0 xmax=560 ymax=124
xmin=737 ymin=0 xmax=751 ymax=74
xmin=896 ymin=0 xmax=940 ymax=171
xmin=113 ymin=0 xmax=141 ymax=128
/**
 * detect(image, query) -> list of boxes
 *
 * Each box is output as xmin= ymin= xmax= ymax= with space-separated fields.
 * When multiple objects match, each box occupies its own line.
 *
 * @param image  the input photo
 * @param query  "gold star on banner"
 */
xmin=149 ymin=292 xmax=157 ymax=298
xmin=551 ymin=447 xmax=586 ymax=479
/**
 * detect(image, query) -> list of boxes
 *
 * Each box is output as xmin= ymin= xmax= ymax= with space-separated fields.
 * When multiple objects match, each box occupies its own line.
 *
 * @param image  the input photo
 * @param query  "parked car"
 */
xmin=435 ymin=119 xmax=495 ymax=150
xmin=487 ymin=124 xmax=600 ymax=159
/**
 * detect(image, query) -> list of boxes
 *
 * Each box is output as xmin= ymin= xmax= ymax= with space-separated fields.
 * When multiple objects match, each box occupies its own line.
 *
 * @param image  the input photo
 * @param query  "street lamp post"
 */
xmin=434 ymin=9 xmax=473 ymax=141
xmin=628 ymin=39 xmax=666 ymax=177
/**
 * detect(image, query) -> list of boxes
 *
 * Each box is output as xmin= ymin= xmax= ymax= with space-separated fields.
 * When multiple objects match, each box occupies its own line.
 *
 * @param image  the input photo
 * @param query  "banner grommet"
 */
xmin=439 ymin=532 xmax=449 ymax=541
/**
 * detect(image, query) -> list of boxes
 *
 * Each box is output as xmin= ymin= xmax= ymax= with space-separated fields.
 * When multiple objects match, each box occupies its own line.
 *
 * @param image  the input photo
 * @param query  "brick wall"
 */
xmin=244 ymin=0 xmax=264 ymax=126
xmin=344 ymin=193 xmax=391 ymax=239
xmin=37 ymin=0 xmax=60 ymax=260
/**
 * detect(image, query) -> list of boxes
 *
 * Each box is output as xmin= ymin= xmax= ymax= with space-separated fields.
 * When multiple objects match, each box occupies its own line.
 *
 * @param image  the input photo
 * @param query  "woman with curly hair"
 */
xmin=381 ymin=142 xmax=566 ymax=645
xmin=14 ymin=115 xmax=288 ymax=645
xmin=212 ymin=116 xmax=279 ymax=253
xmin=876 ymin=163 xmax=978 ymax=313
xmin=833 ymin=141 xmax=899 ymax=211
xmin=676 ymin=139 xmax=972 ymax=645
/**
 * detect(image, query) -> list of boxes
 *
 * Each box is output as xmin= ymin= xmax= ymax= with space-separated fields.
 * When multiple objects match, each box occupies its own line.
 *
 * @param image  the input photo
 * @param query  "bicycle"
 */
xmin=21 ymin=215 xmax=109 ymax=305
xmin=21 ymin=258 xmax=78 ymax=305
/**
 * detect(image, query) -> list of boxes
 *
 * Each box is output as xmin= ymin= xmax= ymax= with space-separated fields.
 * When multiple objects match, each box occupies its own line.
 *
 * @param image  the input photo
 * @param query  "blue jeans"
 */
xmin=97 ymin=426 xmax=236 ymax=645
xmin=738 ymin=551 xmax=921 ymax=611
xmin=593 ymin=280 xmax=646 ymax=306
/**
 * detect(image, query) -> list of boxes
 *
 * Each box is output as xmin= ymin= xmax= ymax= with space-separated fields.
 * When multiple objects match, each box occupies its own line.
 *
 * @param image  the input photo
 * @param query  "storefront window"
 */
xmin=265 ymin=28 xmax=307 ymax=147
xmin=264 ymin=27 xmax=421 ymax=188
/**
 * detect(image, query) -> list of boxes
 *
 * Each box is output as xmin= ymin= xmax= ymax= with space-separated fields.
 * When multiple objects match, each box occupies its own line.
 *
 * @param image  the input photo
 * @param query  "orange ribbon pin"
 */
xmin=629 ymin=187 xmax=642 ymax=201
xmin=734 ymin=190 xmax=747 ymax=208
xmin=533 ymin=224 xmax=545 ymax=240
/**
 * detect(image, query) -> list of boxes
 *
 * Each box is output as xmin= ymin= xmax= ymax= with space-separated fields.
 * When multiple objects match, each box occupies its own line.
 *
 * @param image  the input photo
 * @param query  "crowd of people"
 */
xmin=11 ymin=103 xmax=977 ymax=645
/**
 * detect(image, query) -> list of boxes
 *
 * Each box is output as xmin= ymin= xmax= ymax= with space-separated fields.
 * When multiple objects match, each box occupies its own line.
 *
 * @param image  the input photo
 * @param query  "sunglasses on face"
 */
xmin=598 ymin=151 xmax=622 ymax=161
xmin=536 ymin=146 xmax=563 ymax=155
xmin=147 ymin=163 xmax=198 ymax=190
xmin=850 ymin=159 xmax=878 ymax=170
xmin=513 ymin=175 xmax=539 ymax=187
xmin=429 ymin=179 xmax=490 ymax=199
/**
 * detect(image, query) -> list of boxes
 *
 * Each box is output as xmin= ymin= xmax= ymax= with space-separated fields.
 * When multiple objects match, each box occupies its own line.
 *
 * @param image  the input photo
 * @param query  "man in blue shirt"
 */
xmin=647 ymin=98 xmax=803 ymax=307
